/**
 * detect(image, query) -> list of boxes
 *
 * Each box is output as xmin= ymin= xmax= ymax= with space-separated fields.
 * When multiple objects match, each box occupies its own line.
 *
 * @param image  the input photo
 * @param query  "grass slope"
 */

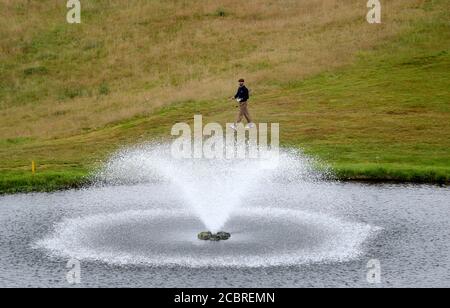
xmin=0 ymin=0 xmax=449 ymax=193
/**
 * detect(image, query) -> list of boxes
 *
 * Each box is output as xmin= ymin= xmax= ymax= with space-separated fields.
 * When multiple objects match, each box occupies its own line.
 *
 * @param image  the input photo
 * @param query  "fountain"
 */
xmin=95 ymin=142 xmax=324 ymax=235
xmin=33 ymin=142 xmax=380 ymax=268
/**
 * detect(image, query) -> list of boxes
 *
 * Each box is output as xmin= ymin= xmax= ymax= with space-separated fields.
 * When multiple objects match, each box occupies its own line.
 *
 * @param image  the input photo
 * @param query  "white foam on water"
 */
xmin=35 ymin=207 xmax=380 ymax=268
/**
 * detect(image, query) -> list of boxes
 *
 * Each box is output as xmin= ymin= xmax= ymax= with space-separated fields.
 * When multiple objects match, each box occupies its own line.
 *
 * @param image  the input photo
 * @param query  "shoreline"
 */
xmin=1 ymin=169 xmax=448 ymax=195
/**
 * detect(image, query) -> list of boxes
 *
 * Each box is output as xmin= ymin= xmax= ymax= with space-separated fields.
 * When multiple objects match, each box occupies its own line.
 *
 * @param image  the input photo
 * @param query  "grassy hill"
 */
xmin=1 ymin=0 xmax=449 ymax=193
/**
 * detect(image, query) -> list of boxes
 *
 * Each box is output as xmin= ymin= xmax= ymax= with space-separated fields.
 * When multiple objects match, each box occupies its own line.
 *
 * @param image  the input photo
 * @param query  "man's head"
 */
xmin=238 ymin=78 xmax=245 ymax=87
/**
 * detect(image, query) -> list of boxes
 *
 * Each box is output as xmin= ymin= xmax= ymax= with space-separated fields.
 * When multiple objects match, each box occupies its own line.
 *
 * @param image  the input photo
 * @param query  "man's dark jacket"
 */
xmin=234 ymin=86 xmax=249 ymax=102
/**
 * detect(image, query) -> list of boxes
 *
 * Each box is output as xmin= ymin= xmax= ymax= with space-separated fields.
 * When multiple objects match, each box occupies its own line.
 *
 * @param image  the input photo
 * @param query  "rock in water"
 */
xmin=216 ymin=232 xmax=231 ymax=240
xmin=198 ymin=231 xmax=212 ymax=240
xmin=198 ymin=231 xmax=231 ymax=241
xmin=210 ymin=234 xmax=221 ymax=241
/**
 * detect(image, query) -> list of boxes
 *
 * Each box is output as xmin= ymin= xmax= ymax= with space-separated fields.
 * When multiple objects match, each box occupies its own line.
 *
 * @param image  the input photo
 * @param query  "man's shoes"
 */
xmin=230 ymin=123 xmax=255 ymax=130
xmin=245 ymin=123 xmax=255 ymax=129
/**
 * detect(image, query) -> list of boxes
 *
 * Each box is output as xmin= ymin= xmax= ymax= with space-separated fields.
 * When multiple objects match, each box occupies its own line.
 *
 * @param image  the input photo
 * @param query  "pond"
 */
xmin=0 ymin=182 xmax=448 ymax=288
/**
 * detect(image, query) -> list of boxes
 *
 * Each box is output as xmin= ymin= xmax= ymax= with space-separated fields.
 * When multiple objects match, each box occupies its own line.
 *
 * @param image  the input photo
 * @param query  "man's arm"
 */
xmin=243 ymin=87 xmax=249 ymax=101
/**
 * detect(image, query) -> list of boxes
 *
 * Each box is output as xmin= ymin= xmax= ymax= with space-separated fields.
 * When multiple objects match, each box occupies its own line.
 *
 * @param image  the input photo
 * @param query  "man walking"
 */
xmin=230 ymin=79 xmax=254 ymax=130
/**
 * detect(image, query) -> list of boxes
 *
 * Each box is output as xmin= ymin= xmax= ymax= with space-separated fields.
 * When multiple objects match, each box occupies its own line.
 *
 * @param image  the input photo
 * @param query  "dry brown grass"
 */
xmin=0 ymin=0 xmax=426 ymax=139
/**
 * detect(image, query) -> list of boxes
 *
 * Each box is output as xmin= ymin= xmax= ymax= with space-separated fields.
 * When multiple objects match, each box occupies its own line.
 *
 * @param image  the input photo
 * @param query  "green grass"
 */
xmin=0 ymin=1 xmax=449 ymax=194
xmin=0 ymin=170 xmax=88 ymax=194
xmin=333 ymin=164 xmax=450 ymax=184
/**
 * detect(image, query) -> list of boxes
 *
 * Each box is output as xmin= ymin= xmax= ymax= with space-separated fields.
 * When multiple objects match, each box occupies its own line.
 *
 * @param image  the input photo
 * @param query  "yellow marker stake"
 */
xmin=32 ymin=161 xmax=36 ymax=175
